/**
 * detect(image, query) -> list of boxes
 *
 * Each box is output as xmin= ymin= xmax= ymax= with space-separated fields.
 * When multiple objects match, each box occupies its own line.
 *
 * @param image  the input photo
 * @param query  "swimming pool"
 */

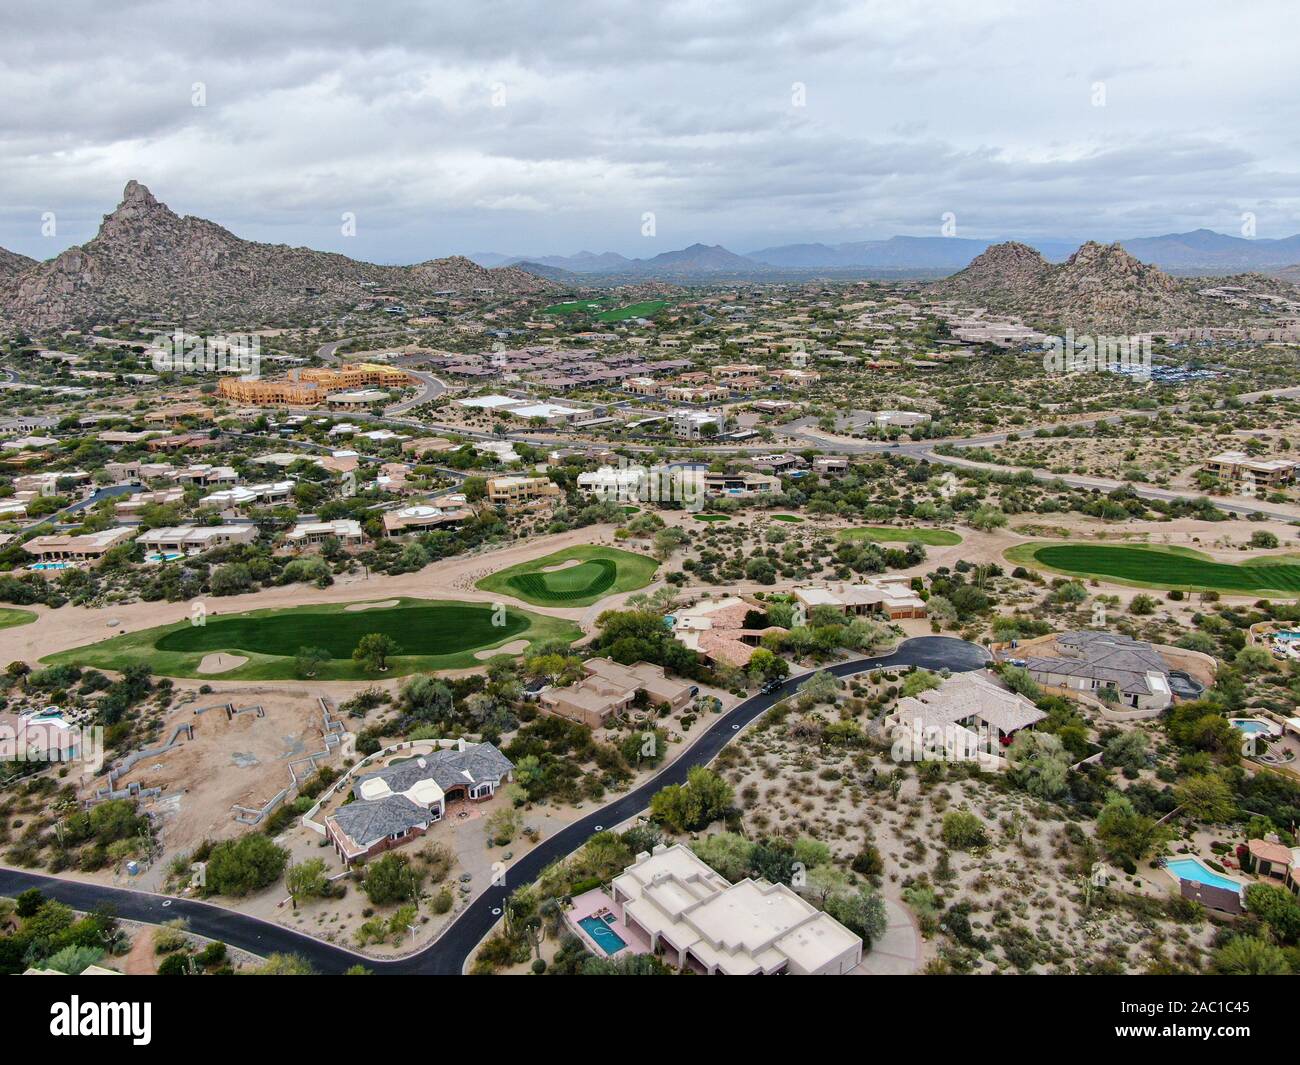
xmin=27 ymin=561 xmax=68 ymax=571
xmin=1231 ymin=719 xmax=1273 ymax=737
xmin=1166 ymin=858 xmax=1243 ymax=895
xmin=578 ymin=915 xmax=627 ymax=956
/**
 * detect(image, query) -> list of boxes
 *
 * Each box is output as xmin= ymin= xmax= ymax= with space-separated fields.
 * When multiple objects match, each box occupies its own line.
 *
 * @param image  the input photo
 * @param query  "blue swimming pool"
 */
xmin=1166 ymin=858 xmax=1242 ymax=895
xmin=578 ymin=915 xmax=627 ymax=956
xmin=1231 ymin=719 xmax=1272 ymax=736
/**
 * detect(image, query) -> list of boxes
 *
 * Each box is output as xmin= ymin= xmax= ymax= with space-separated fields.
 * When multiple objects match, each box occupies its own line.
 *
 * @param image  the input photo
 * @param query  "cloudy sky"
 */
xmin=2 ymin=0 xmax=1298 ymax=263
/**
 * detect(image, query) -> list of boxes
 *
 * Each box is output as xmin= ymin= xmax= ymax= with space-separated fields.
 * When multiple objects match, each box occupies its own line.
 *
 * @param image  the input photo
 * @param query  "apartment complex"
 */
xmin=217 ymin=362 xmax=411 ymax=407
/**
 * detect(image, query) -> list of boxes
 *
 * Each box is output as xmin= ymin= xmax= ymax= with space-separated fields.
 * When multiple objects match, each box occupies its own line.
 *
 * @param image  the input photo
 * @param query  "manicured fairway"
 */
xmin=41 ymin=598 xmax=581 ymax=680
xmin=596 ymin=300 xmax=667 ymax=322
xmin=768 ymin=514 xmax=804 ymax=523
xmin=475 ymin=546 xmax=657 ymax=607
xmin=1007 ymin=542 xmax=1300 ymax=596
xmin=839 ymin=526 xmax=962 ymax=546
xmin=0 ymin=608 xmax=36 ymax=631
xmin=541 ymin=298 xmax=613 ymax=315
xmin=693 ymin=513 xmax=731 ymax=523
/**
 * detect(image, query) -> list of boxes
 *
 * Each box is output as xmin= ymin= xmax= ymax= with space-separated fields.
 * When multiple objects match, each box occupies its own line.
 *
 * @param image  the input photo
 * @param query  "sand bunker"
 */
xmin=475 ymin=639 xmax=529 ymax=660
xmin=540 ymin=559 xmax=583 ymax=573
xmin=344 ymin=599 xmax=400 ymax=611
xmin=197 ymin=653 xmax=249 ymax=674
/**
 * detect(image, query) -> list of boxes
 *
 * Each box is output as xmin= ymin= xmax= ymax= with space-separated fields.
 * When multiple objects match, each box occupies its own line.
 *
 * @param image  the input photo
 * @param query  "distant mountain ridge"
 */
xmin=1 ymin=181 xmax=554 ymax=332
xmin=474 ymin=228 xmax=1300 ymax=279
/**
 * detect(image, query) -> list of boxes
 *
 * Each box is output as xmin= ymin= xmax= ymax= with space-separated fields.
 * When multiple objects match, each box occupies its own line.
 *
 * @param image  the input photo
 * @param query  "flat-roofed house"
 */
xmin=486 ymin=475 xmax=561 ymax=506
xmin=22 ymin=527 xmax=137 ymax=563
xmin=793 ymin=580 xmax=927 ymax=620
xmin=284 ymin=518 xmax=366 ymax=548
xmin=576 ymin=465 xmax=647 ymax=503
xmin=382 ymin=502 xmax=472 ymax=536
xmin=1203 ymin=450 xmax=1299 ymax=491
xmin=605 ymin=844 xmax=863 ymax=975
xmin=138 ymin=524 xmax=258 ymax=556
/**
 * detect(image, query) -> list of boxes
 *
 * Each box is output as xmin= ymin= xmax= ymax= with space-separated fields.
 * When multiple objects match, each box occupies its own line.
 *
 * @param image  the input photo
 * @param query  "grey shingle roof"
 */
xmin=330 ymin=794 xmax=430 ymax=848
xmin=350 ymin=742 xmax=514 ymax=800
xmin=1026 ymin=630 xmax=1170 ymax=696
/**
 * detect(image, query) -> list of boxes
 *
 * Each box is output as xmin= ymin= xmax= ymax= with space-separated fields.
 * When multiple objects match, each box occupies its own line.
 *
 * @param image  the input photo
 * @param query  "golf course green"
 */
xmin=0 ymin=608 xmax=36 ymax=631
xmin=475 ymin=545 xmax=658 ymax=607
xmin=1007 ymin=542 xmax=1300 ymax=596
xmin=42 ymin=598 xmax=581 ymax=681
xmin=839 ymin=526 xmax=962 ymax=546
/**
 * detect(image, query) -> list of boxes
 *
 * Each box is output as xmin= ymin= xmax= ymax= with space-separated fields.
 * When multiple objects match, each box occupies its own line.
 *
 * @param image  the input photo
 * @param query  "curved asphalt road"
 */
xmin=0 ymin=635 xmax=985 ymax=974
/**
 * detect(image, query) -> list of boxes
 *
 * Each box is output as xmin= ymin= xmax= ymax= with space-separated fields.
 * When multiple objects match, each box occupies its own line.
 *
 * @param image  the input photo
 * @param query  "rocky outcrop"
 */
xmin=1 ymin=181 xmax=554 ymax=331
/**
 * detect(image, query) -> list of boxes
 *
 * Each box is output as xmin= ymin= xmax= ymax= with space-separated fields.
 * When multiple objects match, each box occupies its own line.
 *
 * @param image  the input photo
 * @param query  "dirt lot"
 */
xmin=102 ymin=684 xmax=341 ymax=870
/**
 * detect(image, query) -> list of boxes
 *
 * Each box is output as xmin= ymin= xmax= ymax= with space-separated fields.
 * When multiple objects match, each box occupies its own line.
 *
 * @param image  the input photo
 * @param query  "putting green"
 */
xmin=839 ymin=526 xmax=962 ymax=546
xmin=1007 ymin=542 xmax=1300 ymax=596
xmin=42 ymin=598 xmax=581 ymax=680
xmin=0 ymin=608 xmax=36 ymax=631
xmin=476 ymin=546 xmax=658 ymax=607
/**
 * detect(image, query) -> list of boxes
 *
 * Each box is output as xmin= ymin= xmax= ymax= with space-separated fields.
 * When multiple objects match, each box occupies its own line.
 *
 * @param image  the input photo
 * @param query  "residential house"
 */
xmin=486 ymin=476 xmax=561 ymax=506
xmin=137 ymin=524 xmax=259 ymax=556
xmin=539 ymin=659 xmax=696 ymax=728
xmin=284 ymin=519 xmax=366 ymax=548
xmin=885 ymin=671 xmax=1046 ymax=768
xmin=793 ymin=580 xmax=927 ymax=621
xmin=603 ymin=844 xmax=863 ymax=975
xmin=325 ymin=742 xmax=514 ymax=863
xmin=1021 ymin=630 xmax=1173 ymax=711
xmin=22 ymin=527 xmax=138 ymax=564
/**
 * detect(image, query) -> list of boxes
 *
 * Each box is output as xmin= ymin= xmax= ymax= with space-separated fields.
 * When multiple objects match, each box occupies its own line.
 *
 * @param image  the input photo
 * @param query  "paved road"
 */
xmin=384 ymin=368 xmax=447 ymax=416
xmin=0 ymin=635 xmax=987 ymax=975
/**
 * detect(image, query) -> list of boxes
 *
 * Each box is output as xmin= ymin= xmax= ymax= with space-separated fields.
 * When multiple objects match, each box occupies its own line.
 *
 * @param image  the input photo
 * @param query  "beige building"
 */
xmin=607 ymin=844 xmax=863 ymax=975
xmin=284 ymin=519 xmax=366 ymax=548
xmin=22 ymin=527 xmax=138 ymax=563
xmin=382 ymin=502 xmax=473 ymax=536
xmin=539 ymin=659 xmax=695 ymax=728
xmin=138 ymin=524 xmax=258 ymax=555
xmin=793 ymin=580 xmax=927 ymax=620
xmin=486 ymin=475 xmax=561 ymax=506
xmin=1203 ymin=450 xmax=1299 ymax=490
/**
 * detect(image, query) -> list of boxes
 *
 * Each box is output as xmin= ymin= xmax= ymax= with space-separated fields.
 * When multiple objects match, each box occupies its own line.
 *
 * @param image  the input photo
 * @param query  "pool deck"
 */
xmin=566 ymin=888 xmax=651 ymax=956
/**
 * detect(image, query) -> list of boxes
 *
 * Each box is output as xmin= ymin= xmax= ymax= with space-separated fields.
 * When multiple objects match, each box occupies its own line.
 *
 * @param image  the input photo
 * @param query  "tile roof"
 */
xmin=350 ymin=742 xmax=514 ymax=800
